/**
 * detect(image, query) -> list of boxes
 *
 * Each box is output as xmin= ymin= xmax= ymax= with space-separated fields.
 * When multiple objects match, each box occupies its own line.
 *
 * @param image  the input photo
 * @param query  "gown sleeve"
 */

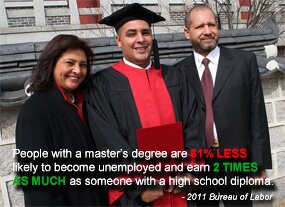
xmin=249 ymin=53 xmax=272 ymax=169
xmin=85 ymin=73 xmax=146 ymax=205
xmin=181 ymin=76 xmax=203 ymax=152
xmin=166 ymin=66 xmax=203 ymax=153
xmin=85 ymin=72 xmax=134 ymax=154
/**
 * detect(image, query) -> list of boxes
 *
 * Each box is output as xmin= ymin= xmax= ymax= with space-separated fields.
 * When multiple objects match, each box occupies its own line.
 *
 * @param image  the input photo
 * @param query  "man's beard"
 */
xmin=192 ymin=38 xmax=219 ymax=54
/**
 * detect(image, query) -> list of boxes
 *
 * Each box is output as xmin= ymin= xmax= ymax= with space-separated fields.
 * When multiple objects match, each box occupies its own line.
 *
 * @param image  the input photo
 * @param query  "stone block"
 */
xmin=262 ymin=78 xmax=279 ymax=99
xmin=0 ymin=144 xmax=15 ymax=177
xmin=272 ymin=177 xmax=285 ymax=207
xmin=252 ymin=176 xmax=285 ymax=207
xmin=265 ymin=103 xmax=274 ymax=124
xmin=274 ymin=199 xmax=285 ymax=207
xmin=0 ymin=186 xmax=4 ymax=207
xmin=275 ymin=101 xmax=285 ymax=122
xmin=0 ymin=42 xmax=34 ymax=56
xmin=266 ymin=168 xmax=274 ymax=179
xmin=7 ymin=181 xmax=24 ymax=207
xmin=269 ymin=126 xmax=285 ymax=150
xmin=252 ymin=190 xmax=273 ymax=207
xmin=277 ymin=151 xmax=285 ymax=175
xmin=0 ymin=106 xmax=21 ymax=140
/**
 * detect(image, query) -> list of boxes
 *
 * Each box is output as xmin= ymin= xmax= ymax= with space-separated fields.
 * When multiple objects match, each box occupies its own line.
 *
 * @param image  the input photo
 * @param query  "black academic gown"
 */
xmin=85 ymin=63 xmax=202 ymax=206
xmin=16 ymin=85 xmax=107 ymax=206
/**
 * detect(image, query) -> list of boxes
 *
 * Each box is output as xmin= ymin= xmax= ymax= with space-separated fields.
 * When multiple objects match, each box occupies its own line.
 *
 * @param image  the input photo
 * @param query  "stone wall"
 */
xmin=0 ymin=73 xmax=284 ymax=206
xmin=45 ymin=16 xmax=69 ymax=26
xmin=0 ymin=105 xmax=24 ymax=206
xmin=252 ymin=74 xmax=285 ymax=207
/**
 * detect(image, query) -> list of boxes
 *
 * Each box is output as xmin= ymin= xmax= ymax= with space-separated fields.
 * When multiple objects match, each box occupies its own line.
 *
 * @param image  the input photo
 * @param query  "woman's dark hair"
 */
xmin=28 ymin=34 xmax=93 ymax=92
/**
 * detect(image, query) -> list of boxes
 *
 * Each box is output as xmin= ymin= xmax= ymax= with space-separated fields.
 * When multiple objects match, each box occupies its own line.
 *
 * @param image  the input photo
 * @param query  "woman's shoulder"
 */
xmin=21 ymin=91 xmax=51 ymax=112
xmin=17 ymin=91 xmax=54 ymax=126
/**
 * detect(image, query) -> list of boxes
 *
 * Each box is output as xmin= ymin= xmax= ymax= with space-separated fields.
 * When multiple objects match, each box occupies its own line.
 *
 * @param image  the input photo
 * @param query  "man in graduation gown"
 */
xmin=85 ymin=3 xmax=202 ymax=206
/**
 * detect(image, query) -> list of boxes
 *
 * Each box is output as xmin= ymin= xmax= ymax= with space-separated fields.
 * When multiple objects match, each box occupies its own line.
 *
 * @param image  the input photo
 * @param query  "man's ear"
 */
xmin=115 ymin=35 xmax=122 ymax=48
xmin=183 ymin=26 xmax=190 ymax=40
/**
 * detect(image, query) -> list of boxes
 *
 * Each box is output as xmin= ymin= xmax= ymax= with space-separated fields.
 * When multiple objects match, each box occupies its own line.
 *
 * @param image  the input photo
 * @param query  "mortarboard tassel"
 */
xmin=152 ymin=38 xmax=160 ymax=69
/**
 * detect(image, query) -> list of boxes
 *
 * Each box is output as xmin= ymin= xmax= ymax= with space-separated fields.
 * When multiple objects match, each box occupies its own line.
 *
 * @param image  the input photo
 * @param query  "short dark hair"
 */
xmin=28 ymin=34 xmax=93 ymax=92
xmin=184 ymin=4 xmax=217 ymax=28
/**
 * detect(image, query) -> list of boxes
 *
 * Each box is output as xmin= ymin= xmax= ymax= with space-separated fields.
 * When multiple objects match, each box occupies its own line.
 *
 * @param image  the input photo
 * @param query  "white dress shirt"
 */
xmin=123 ymin=57 xmax=152 ymax=70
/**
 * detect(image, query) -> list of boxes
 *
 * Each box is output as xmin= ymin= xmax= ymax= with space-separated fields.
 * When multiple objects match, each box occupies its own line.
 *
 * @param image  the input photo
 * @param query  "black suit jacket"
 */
xmin=175 ymin=46 xmax=272 ymax=169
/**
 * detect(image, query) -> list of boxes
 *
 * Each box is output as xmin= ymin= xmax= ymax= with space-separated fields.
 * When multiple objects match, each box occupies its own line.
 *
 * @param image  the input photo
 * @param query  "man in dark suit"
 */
xmin=175 ymin=4 xmax=272 ymax=206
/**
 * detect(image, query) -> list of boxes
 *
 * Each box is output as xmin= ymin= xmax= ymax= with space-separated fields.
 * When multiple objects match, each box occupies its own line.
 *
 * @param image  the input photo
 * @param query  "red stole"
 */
xmin=54 ymin=82 xmax=85 ymax=122
xmin=109 ymin=61 xmax=187 ymax=207
xmin=114 ymin=61 xmax=176 ymax=127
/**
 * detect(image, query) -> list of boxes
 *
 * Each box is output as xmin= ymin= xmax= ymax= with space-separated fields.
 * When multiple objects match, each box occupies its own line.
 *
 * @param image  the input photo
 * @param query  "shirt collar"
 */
xmin=123 ymin=57 xmax=152 ymax=70
xmin=193 ymin=46 xmax=220 ymax=66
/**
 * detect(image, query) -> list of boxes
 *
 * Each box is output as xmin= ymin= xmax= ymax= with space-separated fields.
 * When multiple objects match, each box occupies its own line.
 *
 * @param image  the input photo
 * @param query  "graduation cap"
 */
xmin=99 ymin=3 xmax=165 ymax=69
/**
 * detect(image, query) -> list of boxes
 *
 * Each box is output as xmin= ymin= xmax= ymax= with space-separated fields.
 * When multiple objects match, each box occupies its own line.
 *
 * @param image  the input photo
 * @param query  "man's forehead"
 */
xmin=190 ymin=9 xmax=216 ymax=24
xmin=191 ymin=7 xmax=216 ymax=18
xmin=119 ymin=20 xmax=151 ymax=32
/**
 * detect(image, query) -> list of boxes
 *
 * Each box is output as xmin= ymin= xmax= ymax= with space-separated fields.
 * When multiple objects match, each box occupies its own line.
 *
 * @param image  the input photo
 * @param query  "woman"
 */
xmin=16 ymin=34 xmax=107 ymax=206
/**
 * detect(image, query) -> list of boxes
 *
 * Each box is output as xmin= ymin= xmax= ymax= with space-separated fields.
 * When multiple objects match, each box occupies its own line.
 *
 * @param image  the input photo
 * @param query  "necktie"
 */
xmin=201 ymin=58 xmax=214 ymax=148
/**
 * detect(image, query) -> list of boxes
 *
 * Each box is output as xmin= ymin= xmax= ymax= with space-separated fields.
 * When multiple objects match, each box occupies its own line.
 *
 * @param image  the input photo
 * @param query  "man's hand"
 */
xmin=140 ymin=185 xmax=164 ymax=203
xmin=251 ymin=169 xmax=268 ymax=185
xmin=167 ymin=173 xmax=196 ymax=193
